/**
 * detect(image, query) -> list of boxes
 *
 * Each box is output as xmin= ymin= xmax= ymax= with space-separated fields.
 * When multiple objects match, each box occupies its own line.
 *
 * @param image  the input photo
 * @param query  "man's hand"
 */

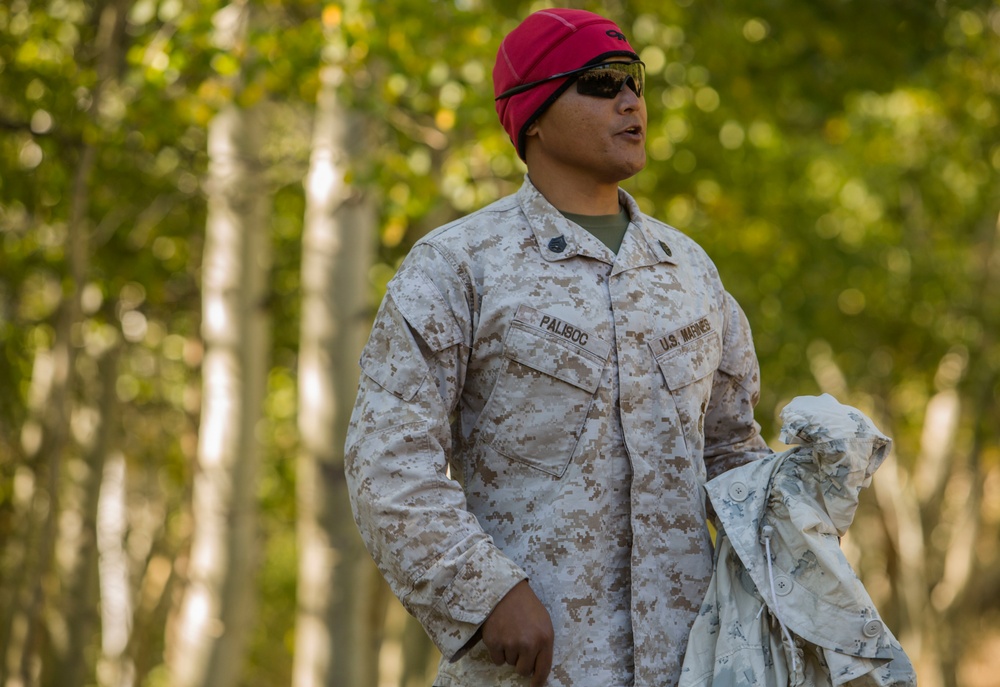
xmin=481 ymin=580 xmax=554 ymax=686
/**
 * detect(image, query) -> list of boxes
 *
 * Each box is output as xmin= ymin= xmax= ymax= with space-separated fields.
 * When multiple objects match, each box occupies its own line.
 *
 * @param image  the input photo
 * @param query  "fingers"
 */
xmin=509 ymin=642 xmax=552 ymax=685
xmin=530 ymin=642 xmax=553 ymax=687
xmin=480 ymin=580 xmax=554 ymax=684
xmin=494 ymin=634 xmax=552 ymax=682
xmin=487 ymin=644 xmax=506 ymax=666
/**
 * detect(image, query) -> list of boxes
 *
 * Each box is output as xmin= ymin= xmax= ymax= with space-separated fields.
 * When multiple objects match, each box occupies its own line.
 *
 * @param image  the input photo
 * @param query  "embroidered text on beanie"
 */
xmin=493 ymin=9 xmax=639 ymax=160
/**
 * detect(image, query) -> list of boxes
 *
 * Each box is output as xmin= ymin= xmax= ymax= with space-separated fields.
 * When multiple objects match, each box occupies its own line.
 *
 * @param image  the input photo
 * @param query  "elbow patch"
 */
xmin=389 ymin=265 xmax=464 ymax=353
xmin=717 ymin=293 xmax=755 ymax=381
xmin=360 ymin=268 xmax=464 ymax=402
xmin=360 ymin=296 xmax=431 ymax=401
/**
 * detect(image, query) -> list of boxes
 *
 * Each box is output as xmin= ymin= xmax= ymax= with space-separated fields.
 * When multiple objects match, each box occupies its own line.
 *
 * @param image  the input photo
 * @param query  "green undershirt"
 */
xmin=559 ymin=206 xmax=631 ymax=254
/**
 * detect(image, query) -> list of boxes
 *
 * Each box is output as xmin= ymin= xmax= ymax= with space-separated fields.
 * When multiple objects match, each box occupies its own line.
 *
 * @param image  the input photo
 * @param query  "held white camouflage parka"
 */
xmin=679 ymin=394 xmax=917 ymax=687
xmin=345 ymin=178 xmax=771 ymax=686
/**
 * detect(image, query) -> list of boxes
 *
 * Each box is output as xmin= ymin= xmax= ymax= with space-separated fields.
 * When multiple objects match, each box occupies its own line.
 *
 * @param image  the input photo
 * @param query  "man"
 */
xmin=345 ymin=9 xmax=769 ymax=686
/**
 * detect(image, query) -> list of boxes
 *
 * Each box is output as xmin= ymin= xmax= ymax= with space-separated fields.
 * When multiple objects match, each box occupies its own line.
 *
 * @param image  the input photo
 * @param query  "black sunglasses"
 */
xmin=495 ymin=60 xmax=646 ymax=101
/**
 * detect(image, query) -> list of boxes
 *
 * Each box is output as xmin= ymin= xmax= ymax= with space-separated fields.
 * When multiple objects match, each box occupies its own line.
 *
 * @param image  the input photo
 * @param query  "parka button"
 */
xmin=728 ymin=482 xmax=749 ymax=502
xmin=773 ymin=575 xmax=793 ymax=596
xmin=658 ymin=240 xmax=673 ymax=257
xmin=862 ymin=619 xmax=883 ymax=638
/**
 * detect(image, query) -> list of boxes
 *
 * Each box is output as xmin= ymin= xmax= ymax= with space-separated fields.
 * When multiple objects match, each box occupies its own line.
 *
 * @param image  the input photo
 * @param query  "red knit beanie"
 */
xmin=494 ymin=9 xmax=639 ymax=160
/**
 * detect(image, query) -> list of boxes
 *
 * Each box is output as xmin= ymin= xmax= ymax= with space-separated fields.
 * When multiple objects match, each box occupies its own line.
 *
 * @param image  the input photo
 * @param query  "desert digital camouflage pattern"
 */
xmin=345 ymin=177 xmax=769 ymax=686
xmin=679 ymin=394 xmax=916 ymax=687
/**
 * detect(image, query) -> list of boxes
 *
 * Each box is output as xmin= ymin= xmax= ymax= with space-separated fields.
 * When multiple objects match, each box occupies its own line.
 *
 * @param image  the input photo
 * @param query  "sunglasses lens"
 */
xmin=576 ymin=62 xmax=644 ymax=99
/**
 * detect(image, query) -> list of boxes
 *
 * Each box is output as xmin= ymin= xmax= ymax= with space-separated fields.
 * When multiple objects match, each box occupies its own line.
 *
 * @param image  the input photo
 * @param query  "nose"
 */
xmin=622 ymin=75 xmax=641 ymax=98
xmin=616 ymin=82 xmax=642 ymax=111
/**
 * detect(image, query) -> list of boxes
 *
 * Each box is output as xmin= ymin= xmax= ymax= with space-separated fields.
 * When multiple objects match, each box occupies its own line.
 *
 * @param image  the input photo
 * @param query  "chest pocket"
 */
xmin=477 ymin=311 xmax=610 ymax=477
xmin=651 ymin=323 xmax=722 ymax=444
xmin=654 ymin=330 xmax=722 ymax=390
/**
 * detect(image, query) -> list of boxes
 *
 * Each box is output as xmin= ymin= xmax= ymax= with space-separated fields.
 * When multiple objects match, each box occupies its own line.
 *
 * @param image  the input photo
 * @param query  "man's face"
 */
xmin=524 ymin=63 xmax=647 ymax=186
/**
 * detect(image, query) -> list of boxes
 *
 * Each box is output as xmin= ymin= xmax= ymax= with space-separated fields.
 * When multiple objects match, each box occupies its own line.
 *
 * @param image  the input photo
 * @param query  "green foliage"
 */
xmin=605 ymin=1 xmax=1000 ymax=449
xmin=1 ymin=0 xmax=998 ymax=684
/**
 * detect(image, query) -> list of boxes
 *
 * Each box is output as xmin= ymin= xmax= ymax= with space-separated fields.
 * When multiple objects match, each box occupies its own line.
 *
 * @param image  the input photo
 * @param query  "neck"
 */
xmin=526 ymin=172 xmax=622 ymax=215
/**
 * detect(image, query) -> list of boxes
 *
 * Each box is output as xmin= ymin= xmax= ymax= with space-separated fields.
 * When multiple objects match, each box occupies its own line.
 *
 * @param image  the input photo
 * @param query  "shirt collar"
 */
xmin=516 ymin=176 xmax=678 ymax=269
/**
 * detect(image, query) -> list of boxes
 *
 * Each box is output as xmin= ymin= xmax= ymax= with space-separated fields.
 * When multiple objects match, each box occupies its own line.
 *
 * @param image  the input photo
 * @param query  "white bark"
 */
xmin=96 ymin=450 xmax=135 ymax=687
xmin=293 ymin=61 xmax=378 ymax=687
xmin=170 ymin=99 xmax=270 ymax=687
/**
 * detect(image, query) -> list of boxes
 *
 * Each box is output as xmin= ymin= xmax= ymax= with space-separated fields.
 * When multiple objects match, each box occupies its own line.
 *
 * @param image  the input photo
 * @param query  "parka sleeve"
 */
xmin=344 ymin=246 xmax=527 ymax=660
xmin=702 ymin=292 xmax=771 ymax=481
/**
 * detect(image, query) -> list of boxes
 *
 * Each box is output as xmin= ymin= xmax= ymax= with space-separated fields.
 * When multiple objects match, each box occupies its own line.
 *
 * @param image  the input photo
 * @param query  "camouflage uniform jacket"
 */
xmin=679 ymin=394 xmax=917 ymax=687
xmin=345 ymin=178 xmax=769 ymax=686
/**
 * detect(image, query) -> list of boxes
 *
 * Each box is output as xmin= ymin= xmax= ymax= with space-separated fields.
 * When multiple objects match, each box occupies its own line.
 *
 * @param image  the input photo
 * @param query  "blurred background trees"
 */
xmin=0 ymin=1 xmax=998 ymax=686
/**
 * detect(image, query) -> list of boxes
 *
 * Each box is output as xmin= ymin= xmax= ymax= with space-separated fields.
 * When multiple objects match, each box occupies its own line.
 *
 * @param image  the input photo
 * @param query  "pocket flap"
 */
xmin=504 ymin=309 xmax=611 ymax=393
xmin=388 ymin=265 xmax=464 ymax=353
xmin=652 ymin=330 xmax=722 ymax=390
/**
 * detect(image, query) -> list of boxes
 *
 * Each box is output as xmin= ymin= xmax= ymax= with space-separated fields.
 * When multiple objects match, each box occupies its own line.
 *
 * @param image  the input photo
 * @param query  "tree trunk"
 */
xmin=1 ymin=2 xmax=129 ymax=683
xmin=45 ymin=341 xmax=120 ymax=687
xmin=1 ymin=336 xmax=69 ymax=687
xmin=168 ymin=97 xmax=271 ymax=687
xmin=292 ymin=58 xmax=379 ymax=687
xmin=95 ymin=449 xmax=136 ymax=687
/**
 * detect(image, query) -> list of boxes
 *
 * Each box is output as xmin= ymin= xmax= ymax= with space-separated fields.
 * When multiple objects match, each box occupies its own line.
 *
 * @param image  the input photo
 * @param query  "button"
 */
xmin=728 ymin=482 xmax=749 ymax=502
xmin=862 ymin=619 xmax=883 ymax=638
xmin=773 ymin=575 xmax=793 ymax=596
xmin=658 ymin=240 xmax=672 ymax=257
xmin=548 ymin=236 xmax=567 ymax=253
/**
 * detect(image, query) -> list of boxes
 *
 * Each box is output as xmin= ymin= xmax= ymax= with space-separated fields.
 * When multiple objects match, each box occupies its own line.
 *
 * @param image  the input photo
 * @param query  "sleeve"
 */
xmin=344 ymin=247 xmax=527 ymax=660
xmin=702 ymin=291 xmax=771 ymax=481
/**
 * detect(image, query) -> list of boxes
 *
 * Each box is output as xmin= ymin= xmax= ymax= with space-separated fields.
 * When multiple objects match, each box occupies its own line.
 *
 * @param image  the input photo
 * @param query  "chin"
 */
xmin=618 ymin=157 xmax=647 ymax=181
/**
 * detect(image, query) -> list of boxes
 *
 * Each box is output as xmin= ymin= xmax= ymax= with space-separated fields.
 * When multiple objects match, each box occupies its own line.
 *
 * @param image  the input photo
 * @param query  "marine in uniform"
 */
xmin=345 ymin=9 xmax=770 ymax=686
